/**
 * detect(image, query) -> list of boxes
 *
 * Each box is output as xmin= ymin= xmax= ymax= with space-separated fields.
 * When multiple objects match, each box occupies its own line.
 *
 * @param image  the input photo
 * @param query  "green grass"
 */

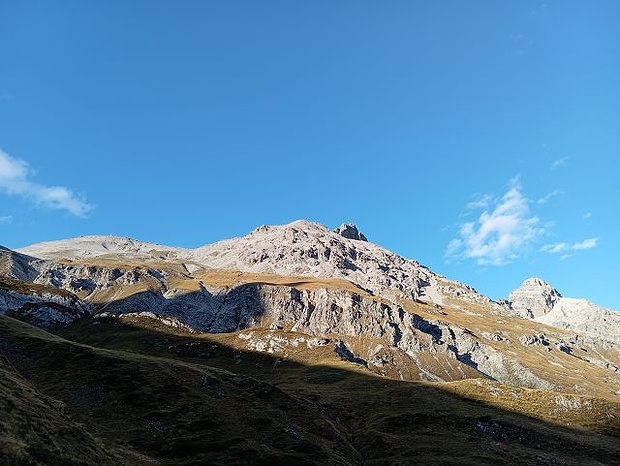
xmin=2 ymin=315 xmax=620 ymax=465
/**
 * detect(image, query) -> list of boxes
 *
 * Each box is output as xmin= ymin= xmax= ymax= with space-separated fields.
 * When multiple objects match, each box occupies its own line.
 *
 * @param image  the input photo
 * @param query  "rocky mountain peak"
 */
xmin=191 ymin=220 xmax=440 ymax=303
xmin=333 ymin=223 xmax=368 ymax=242
xmin=509 ymin=277 xmax=562 ymax=319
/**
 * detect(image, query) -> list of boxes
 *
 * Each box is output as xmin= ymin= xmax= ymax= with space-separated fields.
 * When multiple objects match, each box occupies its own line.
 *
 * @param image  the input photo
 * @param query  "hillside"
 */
xmin=2 ymin=315 xmax=620 ymax=466
xmin=2 ymin=220 xmax=620 ymax=464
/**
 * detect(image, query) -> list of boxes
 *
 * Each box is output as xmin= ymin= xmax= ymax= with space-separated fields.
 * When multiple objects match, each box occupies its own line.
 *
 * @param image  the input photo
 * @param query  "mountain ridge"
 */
xmin=3 ymin=219 xmax=619 ymax=390
xmin=2 ymin=219 xmax=620 ymax=464
xmin=12 ymin=220 xmax=618 ymax=314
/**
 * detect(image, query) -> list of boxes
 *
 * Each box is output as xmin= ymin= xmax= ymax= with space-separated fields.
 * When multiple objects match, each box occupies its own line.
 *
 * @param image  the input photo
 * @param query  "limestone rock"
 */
xmin=0 ymin=277 xmax=91 ymax=327
xmin=333 ymin=223 xmax=368 ymax=242
xmin=509 ymin=277 xmax=562 ymax=319
xmin=537 ymin=297 xmax=620 ymax=344
xmin=508 ymin=277 xmax=620 ymax=344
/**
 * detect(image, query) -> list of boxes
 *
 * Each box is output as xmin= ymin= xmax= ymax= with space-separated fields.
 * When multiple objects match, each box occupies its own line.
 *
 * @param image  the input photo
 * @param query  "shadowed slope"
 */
xmin=2 ymin=315 xmax=619 ymax=466
xmin=0 ymin=319 xmax=149 ymax=466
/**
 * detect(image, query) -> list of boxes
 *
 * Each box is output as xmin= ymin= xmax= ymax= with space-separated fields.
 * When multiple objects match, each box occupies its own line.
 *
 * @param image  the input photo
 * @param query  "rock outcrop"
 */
xmin=0 ymin=277 xmax=91 ymax=327
xmin=333 ymin=223 xmax=368 ymax=241
xmin=509 ymin=277 xmax=562 ymax=319
xmin=0 ymin=246 xmax=41 ymax=282
xmin=189 ymin=220 xmax=496 ymax=308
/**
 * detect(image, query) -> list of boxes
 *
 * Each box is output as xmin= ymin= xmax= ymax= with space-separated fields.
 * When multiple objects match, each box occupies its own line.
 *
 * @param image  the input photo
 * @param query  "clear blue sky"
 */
xmin=1 ymin=1 xmax=618 ymax=309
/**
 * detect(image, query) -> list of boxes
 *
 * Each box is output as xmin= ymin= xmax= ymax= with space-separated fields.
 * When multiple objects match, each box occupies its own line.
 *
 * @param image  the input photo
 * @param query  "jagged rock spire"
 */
xmin=333 ymin=223 xmax=368 ymax=242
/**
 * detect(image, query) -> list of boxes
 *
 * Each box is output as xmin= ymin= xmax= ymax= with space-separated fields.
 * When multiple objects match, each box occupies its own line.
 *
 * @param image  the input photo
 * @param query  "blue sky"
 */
xmin=1 ymin=1 xmax=618 ymax=309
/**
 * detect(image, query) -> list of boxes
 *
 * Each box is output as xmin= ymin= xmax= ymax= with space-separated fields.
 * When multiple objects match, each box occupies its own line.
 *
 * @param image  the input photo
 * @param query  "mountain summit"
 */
xmin=507 ymin=277 xmax=620 ymax=344
xmin=509 ymin=277 xmax=562 ymax=319
xmin=333 ymin=222 xmax=368 ymax=241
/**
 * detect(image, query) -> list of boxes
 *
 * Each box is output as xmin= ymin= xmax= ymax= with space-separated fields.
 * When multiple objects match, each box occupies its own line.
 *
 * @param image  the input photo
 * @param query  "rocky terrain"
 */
xmin=508 ymin=277 xmax=620 ymax=344
xmin=2 ymin=220 xmax=620 ymax=465
xmin=4 ymin=221 xmax=620 ymax=392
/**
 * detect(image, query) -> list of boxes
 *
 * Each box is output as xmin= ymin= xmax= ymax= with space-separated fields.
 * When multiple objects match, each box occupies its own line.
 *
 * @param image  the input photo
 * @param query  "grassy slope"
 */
xmin=1 ymin=316 xmax=352 ymax=466
xmin=2 ymin=315 xmax=619 ymax=466
xmin=0 ymin=319 xmax=144 ymax=466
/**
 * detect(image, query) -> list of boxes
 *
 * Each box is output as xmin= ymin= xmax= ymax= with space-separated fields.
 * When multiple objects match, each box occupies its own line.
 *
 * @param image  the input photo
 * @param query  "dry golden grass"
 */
xmin=441 ymin=378 xmax=620 ymax=435
xmin=193 ymin=269 xmax=379 ymax=297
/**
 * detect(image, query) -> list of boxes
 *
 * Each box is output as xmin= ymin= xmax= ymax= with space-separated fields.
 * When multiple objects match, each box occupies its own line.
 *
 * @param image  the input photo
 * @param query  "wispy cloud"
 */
xmin=540 ymin=237 xmax=598 ymax=257
xmin=0 ymin=148 xmax=94 ymax=217
xmin=551 ymin=157 xmax=569 ymax=170
xmin=537 ymin=188 xmax=562 ymax=205
xmin=466 ymin=194 xmax=493 ymax=210
xmin=446 ymin=178 xmax=544 ymax=266
xmin=0 ymin=215 xmax=11 ymax=224
xmin=540 ymin=242 xmax=569 ymax=254
xmin=583 ymin=212 xmax=592 ymax=219
xmin=572 ymin=237 xmax=598 ymax=250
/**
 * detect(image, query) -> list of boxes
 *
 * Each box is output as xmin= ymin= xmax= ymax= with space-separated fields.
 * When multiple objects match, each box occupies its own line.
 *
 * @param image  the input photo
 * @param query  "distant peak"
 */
xmin=509 ymin=277 xmax=562 ymax=319
xmin=523 ymin=277 xmax=549 ymax=286
xmin=333 ymin=223 xmax=368 ymax=242
xmin=520 ymin=277 xmax=561 ymax=295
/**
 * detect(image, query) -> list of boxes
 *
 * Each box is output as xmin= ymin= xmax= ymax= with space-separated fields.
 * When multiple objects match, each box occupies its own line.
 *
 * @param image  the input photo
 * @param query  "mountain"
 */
xmin=509 ymin=277 xmax=620 ymax=344
xmin=16 ymin=221 xmax=489 ymax=306
xmin=2 ymin=220 xmax=620 ymax=465
xmin=190 ymin=220 xmax=475 ymax=306
xmin=8 ymin=221 xmax=620 ymax=389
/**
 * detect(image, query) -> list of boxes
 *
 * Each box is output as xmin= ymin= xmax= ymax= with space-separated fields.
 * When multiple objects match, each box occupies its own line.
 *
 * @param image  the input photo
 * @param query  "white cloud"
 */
xmin=0 ymin=148 xmax=93 ymax=217
xmin=541 ymin=237 xmax=598 ymax=255
xmin=466 ymin=194 xmax=493 ymax=210
xmin=537 ymin=188 xmax=562 ymax=204
xmin=540 ymin=242 xmax=569 ymax=254
xmin=572 ymin=237 xmax=598 ymax=250
xmin=583 ymin=212 xmax=592 ymax=219
xmin=0 ymin=215 xmax=11 ymax=224
xmin=551 ymin=157 xmax=569 ymax=170
xmin=446 ymin=178 xmax=544 ymax=266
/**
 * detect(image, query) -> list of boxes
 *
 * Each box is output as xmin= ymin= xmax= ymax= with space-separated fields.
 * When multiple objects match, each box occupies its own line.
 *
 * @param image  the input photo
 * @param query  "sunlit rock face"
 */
xmin=509 ymin=277 xmax=562 ymax=319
